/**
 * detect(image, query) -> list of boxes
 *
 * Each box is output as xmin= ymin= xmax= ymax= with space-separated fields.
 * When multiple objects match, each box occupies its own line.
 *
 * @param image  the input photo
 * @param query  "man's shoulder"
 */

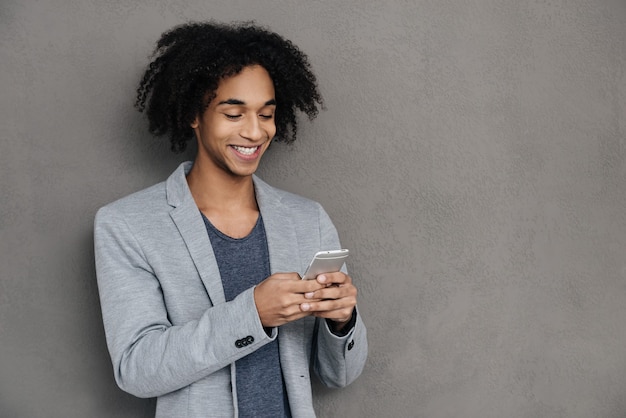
xmin=254 ymin=176 xmax=322 ymax=212
xmin=96 ymin=181 xmax=168 ymax=221
xmin=97 ymin=162 xmax=189 ymax=220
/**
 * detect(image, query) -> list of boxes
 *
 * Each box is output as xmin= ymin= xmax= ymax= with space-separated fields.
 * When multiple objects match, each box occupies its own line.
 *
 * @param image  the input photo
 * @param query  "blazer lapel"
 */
xmin=254 ymin=176 xmax=309 ymax=394
xmin=163 ymin=165 xmax=303 ymax=307
xmin=253 ymin=176 xmax=301 ymax=274
xmin=166 ymin=162 xmax=225 ymax=306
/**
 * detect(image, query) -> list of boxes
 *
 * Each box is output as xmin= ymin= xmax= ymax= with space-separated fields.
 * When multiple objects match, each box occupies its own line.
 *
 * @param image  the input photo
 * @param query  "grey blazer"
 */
xmin=94 ymin=162 xmax=367 ymax=417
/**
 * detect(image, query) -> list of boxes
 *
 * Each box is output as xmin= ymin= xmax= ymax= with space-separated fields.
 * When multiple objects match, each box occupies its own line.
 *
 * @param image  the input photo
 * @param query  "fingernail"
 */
xmin=305 ymin=292 xmax=315 ymax=299
xmin=301 ymin=303 xmax=311 ymax=311
xmin=318 ymin=275 xmax=327 ymax=283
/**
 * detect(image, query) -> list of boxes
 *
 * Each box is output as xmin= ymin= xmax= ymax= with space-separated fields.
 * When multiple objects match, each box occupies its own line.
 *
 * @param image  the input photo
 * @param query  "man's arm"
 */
xmin=307 ymin=205 xmax=368 ymax=388
xmin=94 ymin=205 xmax=275 ymax=398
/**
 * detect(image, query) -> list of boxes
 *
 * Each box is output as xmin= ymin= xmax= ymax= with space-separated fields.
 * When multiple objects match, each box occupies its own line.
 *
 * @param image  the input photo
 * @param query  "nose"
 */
xmin=241 ymin=117 xmax=265 ymax=141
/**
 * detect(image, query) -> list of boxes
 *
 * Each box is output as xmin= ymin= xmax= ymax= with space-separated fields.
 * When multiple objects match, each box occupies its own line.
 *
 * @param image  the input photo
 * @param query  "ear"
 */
xmin=190 ymin=116 xmax=199 ymax=129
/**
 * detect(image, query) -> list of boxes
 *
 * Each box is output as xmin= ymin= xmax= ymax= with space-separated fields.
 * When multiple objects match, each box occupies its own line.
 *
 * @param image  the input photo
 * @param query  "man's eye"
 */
xmin=225 ymin=114 xmax=241 ymax=120
xmin=260 ymin=114 xmax=274 ymax=120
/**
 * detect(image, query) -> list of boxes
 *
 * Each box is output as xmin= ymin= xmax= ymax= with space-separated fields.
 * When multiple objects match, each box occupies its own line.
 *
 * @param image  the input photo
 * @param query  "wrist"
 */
xmin=327 ymin=308 xmax=357 ymax=336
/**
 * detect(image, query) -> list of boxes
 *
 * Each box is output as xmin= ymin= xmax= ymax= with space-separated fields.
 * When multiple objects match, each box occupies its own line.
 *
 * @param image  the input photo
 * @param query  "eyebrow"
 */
xmin=217 ymin=98 xmax=277 ymax=106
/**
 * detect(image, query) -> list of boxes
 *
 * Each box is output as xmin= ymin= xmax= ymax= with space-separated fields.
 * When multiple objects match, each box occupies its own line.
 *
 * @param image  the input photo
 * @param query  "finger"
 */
xmin=266 ymin=273 xmax=326 ymax=295
xmin=316 ymin=272 xmax=351 ymax=286
xmin=294 ymin=278 xmax=328 ymax=294
xmin=300 ymin=296 xmax=356 ymax=315
xmin=299 ymin=301 xmax=352 ymax=320
xmin=309 ymin=282 xmax=357 ymax=301
xmin=311 ymin=306 xmax=355 ymax=323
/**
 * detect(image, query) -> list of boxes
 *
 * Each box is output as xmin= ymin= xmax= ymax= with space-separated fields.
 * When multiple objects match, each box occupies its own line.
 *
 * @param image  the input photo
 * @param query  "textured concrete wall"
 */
xmin=2 ymin=1 xmax=626 ymax=417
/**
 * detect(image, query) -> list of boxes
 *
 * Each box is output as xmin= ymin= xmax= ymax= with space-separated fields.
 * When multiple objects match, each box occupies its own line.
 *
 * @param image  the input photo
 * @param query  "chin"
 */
xmin=230 ymin=165 xmax=260 ymax=178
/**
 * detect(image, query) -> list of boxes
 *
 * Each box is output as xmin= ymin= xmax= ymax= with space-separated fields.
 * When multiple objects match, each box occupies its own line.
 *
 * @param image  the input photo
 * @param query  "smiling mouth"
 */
xmin=231 ymin=145 xmax=259 ymax=156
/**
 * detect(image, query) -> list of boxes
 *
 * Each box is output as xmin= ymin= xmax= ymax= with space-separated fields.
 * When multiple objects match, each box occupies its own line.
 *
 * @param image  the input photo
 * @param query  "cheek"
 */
xmin=267 ymin=122 xmax=277 ymax=139
xmin=203 ymin=122 xmax=231 ymax=142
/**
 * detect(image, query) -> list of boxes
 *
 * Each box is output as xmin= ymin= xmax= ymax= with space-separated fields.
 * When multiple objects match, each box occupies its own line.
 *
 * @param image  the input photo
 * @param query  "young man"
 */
xmin=94 ymin=21 xmax=367 ymax=417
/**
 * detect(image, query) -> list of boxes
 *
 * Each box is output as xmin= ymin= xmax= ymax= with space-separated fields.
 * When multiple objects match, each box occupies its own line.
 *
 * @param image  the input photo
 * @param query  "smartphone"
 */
xmin=301 ymin=249 xmax=350 ymax=280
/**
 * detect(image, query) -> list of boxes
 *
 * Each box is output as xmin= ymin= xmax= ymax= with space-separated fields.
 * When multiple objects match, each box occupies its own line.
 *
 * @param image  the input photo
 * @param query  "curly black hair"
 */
xmin=135 ymin=21 xmax=323 ymax=153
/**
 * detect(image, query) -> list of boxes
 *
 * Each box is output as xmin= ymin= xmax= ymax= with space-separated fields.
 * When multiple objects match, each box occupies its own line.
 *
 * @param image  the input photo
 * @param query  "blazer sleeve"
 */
xmin=94 ymin=205 xmax=275 ymax=398
xmin=310 ymin=205 xmax=368 ymax=388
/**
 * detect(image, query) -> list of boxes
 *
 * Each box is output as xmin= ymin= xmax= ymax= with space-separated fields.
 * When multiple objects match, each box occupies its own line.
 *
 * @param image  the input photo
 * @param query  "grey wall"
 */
xmin=2 ymin=1 xmax=626 ymax=417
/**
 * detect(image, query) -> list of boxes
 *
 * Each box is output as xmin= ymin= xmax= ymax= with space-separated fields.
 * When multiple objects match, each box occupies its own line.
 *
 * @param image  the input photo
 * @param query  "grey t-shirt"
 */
xmin=202 ymin=213 xmax=291 ymax=417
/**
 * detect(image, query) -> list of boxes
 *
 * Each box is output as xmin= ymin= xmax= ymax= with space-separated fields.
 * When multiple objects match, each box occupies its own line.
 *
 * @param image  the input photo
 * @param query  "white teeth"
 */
xmin=232 ymin=145 xmax=258 ymax=155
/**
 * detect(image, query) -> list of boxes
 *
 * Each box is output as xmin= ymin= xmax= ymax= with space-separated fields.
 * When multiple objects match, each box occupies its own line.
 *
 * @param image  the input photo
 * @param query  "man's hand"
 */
xmin=254 ymin=273 xmax=326 ymax=327
xmin=299 ymin=272 xmax=357 ymax=331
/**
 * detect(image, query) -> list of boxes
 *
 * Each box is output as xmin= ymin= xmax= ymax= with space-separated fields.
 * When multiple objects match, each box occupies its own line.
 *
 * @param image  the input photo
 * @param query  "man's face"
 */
xmin=191 ymin=65 xmax=277 ymax=179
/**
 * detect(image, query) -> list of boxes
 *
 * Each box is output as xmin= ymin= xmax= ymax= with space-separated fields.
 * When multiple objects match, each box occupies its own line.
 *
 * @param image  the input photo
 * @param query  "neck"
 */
xmin=186 ymin=159 xmax=258 ymax=213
